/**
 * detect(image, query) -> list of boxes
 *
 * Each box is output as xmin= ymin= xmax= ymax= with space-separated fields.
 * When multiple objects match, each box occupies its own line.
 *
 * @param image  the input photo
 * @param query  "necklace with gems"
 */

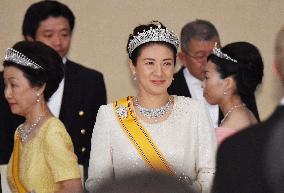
xmin=134 ymin=96 xmax=173 ymax=121
xmin=220 ymin=103 xmax=246 ymax=126
xmin=18 ymin=114 xmax=46 ymax=142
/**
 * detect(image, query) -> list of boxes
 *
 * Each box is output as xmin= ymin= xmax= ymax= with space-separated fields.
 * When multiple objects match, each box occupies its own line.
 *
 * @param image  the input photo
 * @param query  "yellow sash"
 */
xmin=113 ymin=96 xmax=175 ymax=175
xmin=11 ymin=134 xmax=28 ymax=193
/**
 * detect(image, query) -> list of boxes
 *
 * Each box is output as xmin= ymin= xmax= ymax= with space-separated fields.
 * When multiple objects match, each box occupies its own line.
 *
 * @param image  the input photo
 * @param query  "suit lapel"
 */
xmin=59 ymin=60 xmax=77 ymax=121
xmin=169 ymin=68 xmax=191 ymax=97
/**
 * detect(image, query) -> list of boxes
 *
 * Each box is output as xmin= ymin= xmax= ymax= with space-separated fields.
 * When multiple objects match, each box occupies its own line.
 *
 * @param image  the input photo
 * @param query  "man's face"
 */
xmin=31 ymin=16 xmax=72 ymax=58
xmin=180 ymin=37 xmax=219 ymax=81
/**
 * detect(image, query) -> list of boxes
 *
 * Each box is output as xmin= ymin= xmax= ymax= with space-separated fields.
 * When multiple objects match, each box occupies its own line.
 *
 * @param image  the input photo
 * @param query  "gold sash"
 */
xmin=113 ymin=96 xmax=175 ymax=175
xmin=11 ymin=134 xmax=28 ymax=193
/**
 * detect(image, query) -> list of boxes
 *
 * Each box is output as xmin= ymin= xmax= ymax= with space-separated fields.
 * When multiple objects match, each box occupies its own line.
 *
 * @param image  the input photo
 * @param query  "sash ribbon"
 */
xmin=11 ymin=134 xmax=28 ymax=193
xmin=113 ymin=96 xmax=175 ymax=175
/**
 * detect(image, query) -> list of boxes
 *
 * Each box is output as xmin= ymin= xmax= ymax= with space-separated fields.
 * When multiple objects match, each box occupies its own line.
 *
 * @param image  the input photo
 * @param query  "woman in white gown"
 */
xmin=85 ymin=21 xmax=217 ymax=193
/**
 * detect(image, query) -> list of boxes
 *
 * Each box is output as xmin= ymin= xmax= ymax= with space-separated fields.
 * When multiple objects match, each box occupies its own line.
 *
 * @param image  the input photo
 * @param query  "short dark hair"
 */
xmin=208 ymin=41 xmax=264 ymax=121
xmin=22 ymin=0 xmax=75 ymax=39
xmin=3 ymin=41 xmax=64 ymax=101
xmin=180 ymin=19 xmax=219 ymax=52
xmin=126 ymin=21 xmax=178 ymax=66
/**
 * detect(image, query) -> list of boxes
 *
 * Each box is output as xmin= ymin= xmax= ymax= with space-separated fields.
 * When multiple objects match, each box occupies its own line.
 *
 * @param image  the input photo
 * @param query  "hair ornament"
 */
xmin=128 ymin=21 xmax=179 ymax=56
xmin=212 ymin=42 xmax=238 ymax=63
xmin=4 ymin=48 xmax=43 ymax=70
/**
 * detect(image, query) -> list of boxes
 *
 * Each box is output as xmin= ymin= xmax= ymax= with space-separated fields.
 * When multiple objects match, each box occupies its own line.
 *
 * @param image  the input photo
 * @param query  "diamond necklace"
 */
xmin=18 ymin=114 xmax=46 ymax=142
xmin=134 ymin=97 xmax=172 ymax=120
xmin=220 ymin=103 xmax=246 ymax=126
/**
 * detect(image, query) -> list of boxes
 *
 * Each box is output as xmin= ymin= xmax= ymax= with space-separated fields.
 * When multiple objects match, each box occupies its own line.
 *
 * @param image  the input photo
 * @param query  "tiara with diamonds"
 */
xmin=127 ymin=23 xmax=179 ymax=56
xmin=4 ymin=48 xmax=43 ymax=69
xmin=212 ymin=42 xmax=238 ymax=63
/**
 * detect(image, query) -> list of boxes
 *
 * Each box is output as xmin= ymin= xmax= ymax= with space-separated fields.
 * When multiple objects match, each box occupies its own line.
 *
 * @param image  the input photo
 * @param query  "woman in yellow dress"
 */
xmin=3 ymin=41 xmax=83 ymax=193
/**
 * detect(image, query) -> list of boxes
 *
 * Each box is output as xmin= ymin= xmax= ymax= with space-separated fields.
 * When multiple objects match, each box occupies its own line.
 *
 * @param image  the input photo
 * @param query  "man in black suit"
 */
xmin=168 ymin=19 xmax=222 ymax=128
xmin=0 ymin=0 xmax=106 ymax=181
xmin=212 ymin=27 xmax=284 ymax=193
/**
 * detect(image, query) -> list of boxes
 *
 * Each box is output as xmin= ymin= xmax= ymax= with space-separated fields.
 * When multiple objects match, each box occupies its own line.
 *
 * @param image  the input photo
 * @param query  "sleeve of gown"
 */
xmin=194 ymin=103 xmax=217 ymax=193
xmin=85 ymin=105 xmax=113 ymax=193
xmin=44 ymin=119 xmax=81 ymax=182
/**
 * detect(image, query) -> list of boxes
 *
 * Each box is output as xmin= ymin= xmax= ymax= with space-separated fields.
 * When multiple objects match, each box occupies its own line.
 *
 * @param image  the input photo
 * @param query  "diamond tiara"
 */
xmin=4 ymin=48 xmax=43 ymax=70
xmin=212 ymin=42 xmax=238 ymax=63
xmin=127 ymin=24 xmax=179 ymax=57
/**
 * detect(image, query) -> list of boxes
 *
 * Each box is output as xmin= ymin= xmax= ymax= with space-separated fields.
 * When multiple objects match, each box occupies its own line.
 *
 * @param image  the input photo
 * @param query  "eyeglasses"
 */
xmin=183 ymin=51 xmax=211 ymax=62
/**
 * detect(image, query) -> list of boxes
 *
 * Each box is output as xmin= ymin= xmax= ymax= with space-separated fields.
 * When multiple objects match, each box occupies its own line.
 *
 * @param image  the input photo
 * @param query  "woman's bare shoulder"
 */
xmin=223 ymin=108 xmax=257 ymax=131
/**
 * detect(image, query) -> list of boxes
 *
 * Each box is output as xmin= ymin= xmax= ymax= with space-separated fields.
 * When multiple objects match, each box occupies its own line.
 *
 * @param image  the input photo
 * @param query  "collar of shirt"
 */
xmin=62 ymin=57 xmax=67 ymax=65
xmin=47 ymin=56 xmax=66 ymax=117
xmin=280 ymin=97 xmax=284 ymax=105
xmin=183 ymin=68 xmax=202 ymax=87
xmin=183 ymin=68 xmax=220 ymax=128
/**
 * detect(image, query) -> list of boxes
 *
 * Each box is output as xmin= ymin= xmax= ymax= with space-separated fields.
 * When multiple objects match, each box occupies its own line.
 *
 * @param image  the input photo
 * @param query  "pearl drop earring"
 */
xmin=36 ymin=93 xmax=40 ymax=103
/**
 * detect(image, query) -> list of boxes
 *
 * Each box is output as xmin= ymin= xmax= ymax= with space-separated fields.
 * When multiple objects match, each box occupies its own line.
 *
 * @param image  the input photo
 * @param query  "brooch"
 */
xmin=115 ymin=105 xmax=128 ymax=118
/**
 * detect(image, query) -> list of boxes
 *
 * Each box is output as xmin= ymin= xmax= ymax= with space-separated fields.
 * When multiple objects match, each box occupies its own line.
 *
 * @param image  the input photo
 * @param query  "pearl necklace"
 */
xmin=18 ymin=114 xmax=45 ymax=142
xmin=134 ymin=97 xmax=172 ymax=120
xmin=220 ymin=103 xmax=246 ymax=126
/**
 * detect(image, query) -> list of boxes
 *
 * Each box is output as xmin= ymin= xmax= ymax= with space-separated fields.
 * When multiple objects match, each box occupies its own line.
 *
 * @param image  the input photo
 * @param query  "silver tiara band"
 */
xmin=127 ymin=25 xmax=179 ymax=57
xmin=4 ymin=48 xmax=43 ymax=70
xmin=212 ymin=42 xmax=238 ymax=63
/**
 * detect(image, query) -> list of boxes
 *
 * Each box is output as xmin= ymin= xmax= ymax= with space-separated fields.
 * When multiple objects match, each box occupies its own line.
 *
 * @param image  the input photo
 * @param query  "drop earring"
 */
xmin=36 ymin=93 xmax=40 ymax=103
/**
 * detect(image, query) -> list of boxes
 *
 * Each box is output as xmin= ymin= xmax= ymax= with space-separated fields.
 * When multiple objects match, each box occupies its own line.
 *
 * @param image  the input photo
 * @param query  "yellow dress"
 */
xmin=7 ymin=117 xmax=81 ymax=193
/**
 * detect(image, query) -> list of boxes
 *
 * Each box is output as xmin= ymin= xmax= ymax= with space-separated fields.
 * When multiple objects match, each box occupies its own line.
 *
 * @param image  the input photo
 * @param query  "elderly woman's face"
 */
xmin=3 ymin=66 xmax=39 ymax=116
xmin=130 ymin=44 xmax=175 ymax=97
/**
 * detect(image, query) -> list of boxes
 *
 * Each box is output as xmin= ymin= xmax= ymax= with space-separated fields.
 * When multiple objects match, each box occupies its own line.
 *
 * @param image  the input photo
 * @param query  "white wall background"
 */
xmin=1 ymin=0 xmax=284 ymax=120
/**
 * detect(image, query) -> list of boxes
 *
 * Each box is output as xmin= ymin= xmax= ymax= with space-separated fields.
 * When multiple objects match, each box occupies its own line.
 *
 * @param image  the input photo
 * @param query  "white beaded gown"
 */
xmin=85 ymin=96 xmax=217 ymax=193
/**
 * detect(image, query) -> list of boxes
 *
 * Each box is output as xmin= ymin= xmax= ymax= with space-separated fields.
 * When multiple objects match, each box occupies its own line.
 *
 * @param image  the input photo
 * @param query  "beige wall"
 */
xmin=1 ymin=0 xmax=284 ymax=120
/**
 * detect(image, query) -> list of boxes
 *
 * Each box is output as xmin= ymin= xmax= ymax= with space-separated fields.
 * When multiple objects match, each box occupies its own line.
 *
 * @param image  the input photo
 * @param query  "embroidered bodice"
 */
xmin=86 ymin=96 xmax=217 ymax=193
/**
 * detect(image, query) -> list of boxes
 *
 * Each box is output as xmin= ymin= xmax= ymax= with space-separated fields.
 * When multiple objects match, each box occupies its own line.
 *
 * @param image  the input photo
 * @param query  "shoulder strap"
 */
xmin=113 ymin=96 xmax=175 ymax=175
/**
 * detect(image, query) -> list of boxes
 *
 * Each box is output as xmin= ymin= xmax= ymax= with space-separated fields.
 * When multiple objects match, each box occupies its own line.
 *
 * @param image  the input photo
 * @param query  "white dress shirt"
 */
xmin=47 ymin=57 xmax=66 ymax=117
xmin=183 ymin=68 xmax=219 ymax=128
xmin=280 ymin=97 xmax=284 ymax=105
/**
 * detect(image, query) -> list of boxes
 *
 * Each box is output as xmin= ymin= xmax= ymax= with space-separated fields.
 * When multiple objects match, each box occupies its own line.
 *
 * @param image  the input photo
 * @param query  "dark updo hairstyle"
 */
xmin=126 ymin=21 xmax=178 ymax=66
xmin=3 ymin=41 xmax=64 ymax=101
xmin=208 ymin=42 xmax=264 ymax=121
